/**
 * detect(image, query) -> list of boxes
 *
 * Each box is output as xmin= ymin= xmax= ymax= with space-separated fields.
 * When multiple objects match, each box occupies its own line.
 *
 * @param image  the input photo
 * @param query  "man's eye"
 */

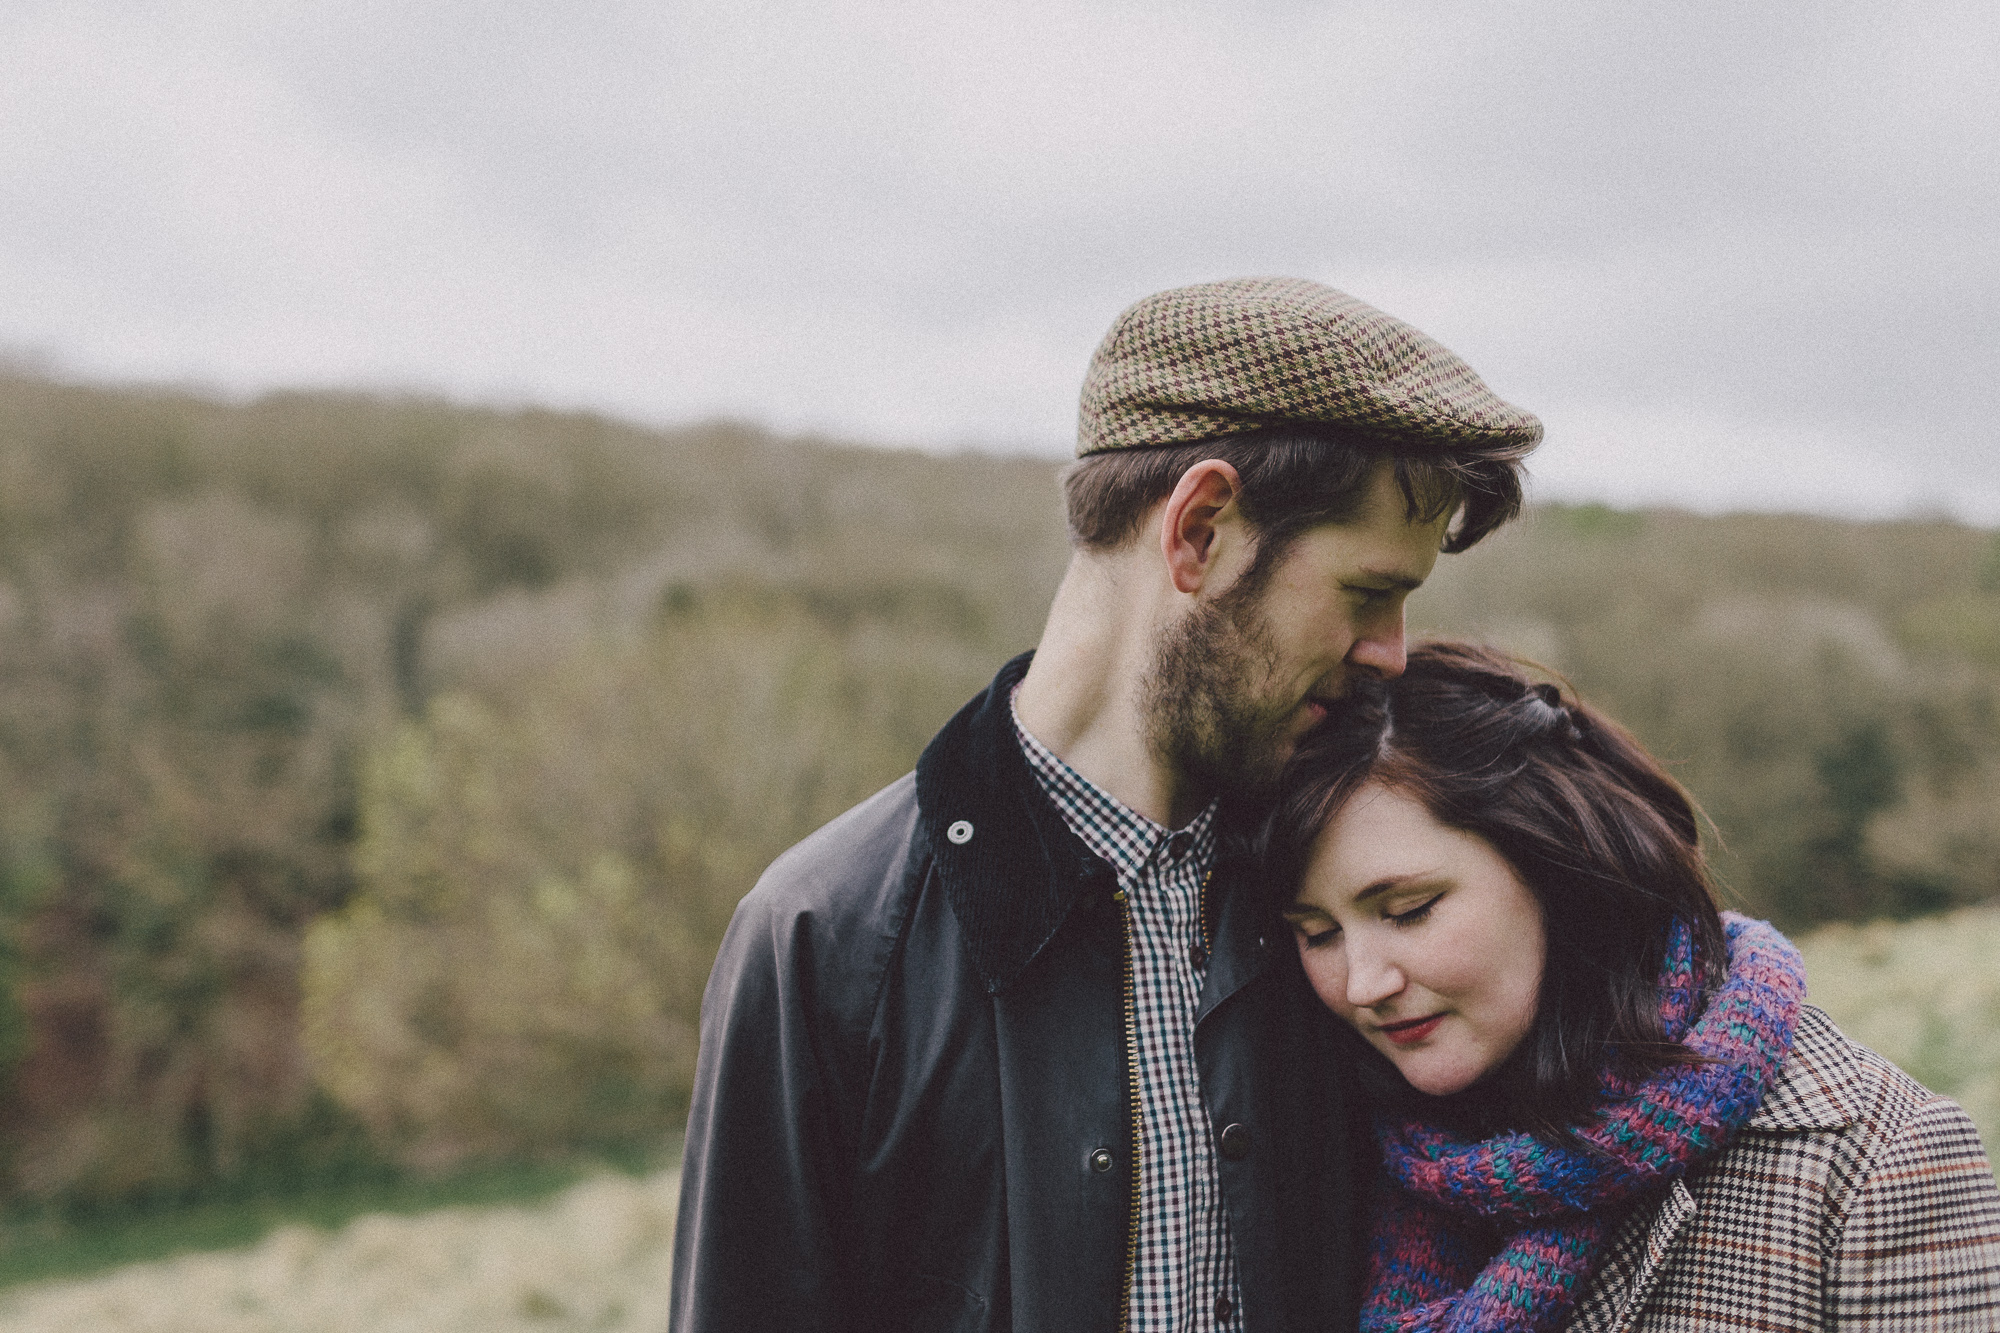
xmin=1387 ymin=894 xmax=1442 ymax=927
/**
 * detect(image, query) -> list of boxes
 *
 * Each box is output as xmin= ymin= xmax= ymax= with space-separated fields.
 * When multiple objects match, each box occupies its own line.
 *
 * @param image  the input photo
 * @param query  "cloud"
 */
xmin=1 ymin=0 xmax=1995 ymax=518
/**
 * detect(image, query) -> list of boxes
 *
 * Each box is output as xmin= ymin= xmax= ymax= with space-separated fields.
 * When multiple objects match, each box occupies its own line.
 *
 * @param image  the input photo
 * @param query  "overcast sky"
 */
xmin=4 ymin=1 xmax=1996 ymax=520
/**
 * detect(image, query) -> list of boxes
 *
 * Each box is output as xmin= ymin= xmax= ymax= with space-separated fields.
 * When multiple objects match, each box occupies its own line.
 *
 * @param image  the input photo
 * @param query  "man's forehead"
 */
xmin=1309 ymin=473 xmax=1451 ymax=548
xmin=1274 ymin=523 xmax=1443 ymax=586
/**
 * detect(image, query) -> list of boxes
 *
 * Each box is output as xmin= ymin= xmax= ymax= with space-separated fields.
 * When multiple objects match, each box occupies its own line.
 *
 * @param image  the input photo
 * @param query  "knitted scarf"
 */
xmin=1362 ymin=912 xmax=1806 ymax=1333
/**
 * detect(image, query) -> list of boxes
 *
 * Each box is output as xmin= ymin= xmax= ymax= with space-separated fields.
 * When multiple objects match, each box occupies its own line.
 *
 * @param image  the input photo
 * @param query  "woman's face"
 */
xmin=1284 ymin=781 xmax=1546 ymax=1097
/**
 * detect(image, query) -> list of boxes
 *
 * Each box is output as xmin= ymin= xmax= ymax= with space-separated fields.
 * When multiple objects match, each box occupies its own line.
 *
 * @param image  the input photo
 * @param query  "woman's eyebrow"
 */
xmin=1353 ymin=872 xmax=1438 ymax=904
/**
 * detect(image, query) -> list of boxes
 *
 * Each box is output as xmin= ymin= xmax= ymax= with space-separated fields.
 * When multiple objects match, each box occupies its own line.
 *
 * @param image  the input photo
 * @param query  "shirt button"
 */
xmin=1214 ymin=1294 xmax=1234 ymax=1323
xmin=1088 ymin=1147 xmax=1114 ymax=1173
xmin=1218 ymin=1122 xmax=1250 ymax=1161
xmin=1187 ymin=940 xmax=1207 ymax=969
xmin=1167 ymin=831 xmax=1192 ymax=859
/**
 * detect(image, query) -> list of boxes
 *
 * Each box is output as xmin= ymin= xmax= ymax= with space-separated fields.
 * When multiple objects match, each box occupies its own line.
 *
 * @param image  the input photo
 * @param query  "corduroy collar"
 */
xmin=915 ymin=651 xmax=1263 ymax=995
xmin=916 ymin=652 xmax=1109 ymax=994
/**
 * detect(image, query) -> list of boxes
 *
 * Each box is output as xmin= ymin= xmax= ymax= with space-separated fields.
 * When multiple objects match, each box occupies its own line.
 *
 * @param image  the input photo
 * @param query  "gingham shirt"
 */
xmin=1012 ymin=689 xmax=1245 ymax=1333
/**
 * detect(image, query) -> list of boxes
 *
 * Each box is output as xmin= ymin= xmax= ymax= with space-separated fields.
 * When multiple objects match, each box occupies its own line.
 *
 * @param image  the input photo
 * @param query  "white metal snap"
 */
xmin=946 ymin=820 xmax=974 ymax=845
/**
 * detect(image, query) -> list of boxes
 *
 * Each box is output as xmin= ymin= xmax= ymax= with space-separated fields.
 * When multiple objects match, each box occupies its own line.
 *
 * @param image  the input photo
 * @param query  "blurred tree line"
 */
xmin=0 ymin=371 xmax=1994 ymax=1214
xmin=1410 ymin=504 xmax=2000 ymax=927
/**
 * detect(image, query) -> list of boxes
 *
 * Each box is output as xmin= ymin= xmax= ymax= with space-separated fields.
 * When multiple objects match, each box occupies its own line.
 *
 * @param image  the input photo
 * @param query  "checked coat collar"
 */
xmin=1570 ymin=1007 xmax=1862 ymax=1330
xmin=1564 ymin=1006 xmax=2000 ymax=1332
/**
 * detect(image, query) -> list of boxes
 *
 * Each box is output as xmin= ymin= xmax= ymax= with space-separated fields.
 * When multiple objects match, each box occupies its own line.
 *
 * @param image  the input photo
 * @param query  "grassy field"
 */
xmin=0 ymin=1168 xmax=680 ymax=1332
xmin=1799 ymin=903 xmax=2000 ymax=1157
xmin=0 ymin=1151 xmax=667 ymax=1293
xmin=0 ymin=909 xmax=1992 ymax=1329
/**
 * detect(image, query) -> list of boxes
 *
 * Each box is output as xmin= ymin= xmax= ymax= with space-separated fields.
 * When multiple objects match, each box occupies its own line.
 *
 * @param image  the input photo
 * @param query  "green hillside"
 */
xmin=1412 ymin=503 xmax=2000 ymax=927
xmin=0 ymin=372 xmax=1994 ymax=1217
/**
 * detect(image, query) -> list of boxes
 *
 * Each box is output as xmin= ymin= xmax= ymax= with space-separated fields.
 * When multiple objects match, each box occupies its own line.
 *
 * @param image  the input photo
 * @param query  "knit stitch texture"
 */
xmin=1362 ymin=913 xmax=1806 ymax=1333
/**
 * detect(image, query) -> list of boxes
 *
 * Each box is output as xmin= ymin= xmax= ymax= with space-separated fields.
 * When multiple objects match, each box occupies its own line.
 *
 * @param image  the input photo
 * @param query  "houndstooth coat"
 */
xmin=1567 ymin=1005 xmax=2000 ymax=1331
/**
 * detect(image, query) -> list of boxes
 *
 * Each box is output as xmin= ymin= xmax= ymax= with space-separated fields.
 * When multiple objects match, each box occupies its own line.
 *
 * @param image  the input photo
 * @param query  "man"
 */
xmin=670 ymin=278 xmax=1541 ymax=1332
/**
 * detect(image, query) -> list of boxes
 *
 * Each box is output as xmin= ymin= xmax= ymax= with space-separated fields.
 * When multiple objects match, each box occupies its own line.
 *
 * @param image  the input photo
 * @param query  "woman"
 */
xmin=1262 ymin=642 xmax=2000 ymax=1332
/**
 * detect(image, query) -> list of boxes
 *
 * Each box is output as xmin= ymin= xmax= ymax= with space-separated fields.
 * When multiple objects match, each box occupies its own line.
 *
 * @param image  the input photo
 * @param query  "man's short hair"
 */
xmin=1061 ymin=426 xmax=1524 ymax=559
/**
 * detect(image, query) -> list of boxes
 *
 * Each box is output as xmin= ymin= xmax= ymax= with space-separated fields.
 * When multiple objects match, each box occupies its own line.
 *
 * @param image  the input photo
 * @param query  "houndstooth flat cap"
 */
xmin=1076 ymin=277 xmax=1543 ymax=457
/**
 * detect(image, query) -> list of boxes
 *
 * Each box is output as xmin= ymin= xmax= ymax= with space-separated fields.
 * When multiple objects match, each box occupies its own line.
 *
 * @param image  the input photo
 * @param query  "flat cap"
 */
xmin=1076 ymin=276 xmax=1542 ymax=457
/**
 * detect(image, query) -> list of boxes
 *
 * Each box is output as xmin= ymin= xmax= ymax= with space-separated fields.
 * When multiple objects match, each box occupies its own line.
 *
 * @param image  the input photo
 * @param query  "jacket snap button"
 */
xmin=1088 ymin=1147 xmax=1114 ymax=1173
xmin=1218 ymin=1123 xmax=1250 ymax=1161
xmin=946 ymin=820 xmax=974 ymax=845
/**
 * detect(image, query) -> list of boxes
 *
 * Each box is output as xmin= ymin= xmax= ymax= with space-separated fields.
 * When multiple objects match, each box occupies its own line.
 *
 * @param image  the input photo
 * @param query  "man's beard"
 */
xmin=1139 ymin=583 xmax=1298 ymax=811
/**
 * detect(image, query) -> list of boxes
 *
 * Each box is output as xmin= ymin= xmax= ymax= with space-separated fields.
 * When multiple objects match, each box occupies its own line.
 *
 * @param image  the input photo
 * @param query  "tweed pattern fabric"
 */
xmin=1076 ymin=277 xmax=1544 ymax=456
xmin=1363 ymin=914 xmax=1806 ymax=1333
xmin=1567 ymin=1006 xmax=2000 ymax=1332
xmin=1008 ymin=689 xmax=1244 ymax=1333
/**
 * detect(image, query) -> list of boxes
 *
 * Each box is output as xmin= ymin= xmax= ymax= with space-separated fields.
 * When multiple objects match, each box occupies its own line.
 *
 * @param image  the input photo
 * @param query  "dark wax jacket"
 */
xmin=669 ymin=653 xmax=1366 ymax=1333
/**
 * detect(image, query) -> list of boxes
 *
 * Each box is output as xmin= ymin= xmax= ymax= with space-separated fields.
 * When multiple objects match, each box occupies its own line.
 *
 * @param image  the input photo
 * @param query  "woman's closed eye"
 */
xmin=1290 ymin=919 xmax=1340 ymax=949
xmin=1386 ymin=893 xmax=1443 ymax=927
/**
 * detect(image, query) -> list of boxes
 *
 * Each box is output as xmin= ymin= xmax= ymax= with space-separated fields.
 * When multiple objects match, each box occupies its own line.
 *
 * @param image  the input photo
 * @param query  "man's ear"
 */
xmin=1159 ymin=460 xmax=1245 ymax=595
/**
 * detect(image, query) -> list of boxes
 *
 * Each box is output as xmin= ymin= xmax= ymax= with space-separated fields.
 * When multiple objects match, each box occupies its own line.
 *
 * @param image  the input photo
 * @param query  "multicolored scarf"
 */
xmin=1363 ymin=913 xmax=1806 ymax=1333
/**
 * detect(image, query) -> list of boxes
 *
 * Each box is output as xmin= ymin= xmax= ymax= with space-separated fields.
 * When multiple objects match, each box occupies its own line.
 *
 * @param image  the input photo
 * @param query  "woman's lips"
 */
xmin=1377 ymin=1014 xmax=1445 ymax=1046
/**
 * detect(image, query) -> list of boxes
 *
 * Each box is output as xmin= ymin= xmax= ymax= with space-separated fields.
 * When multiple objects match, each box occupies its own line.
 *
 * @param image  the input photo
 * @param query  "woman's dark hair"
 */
xmin=1260 ymin=640 xmax=1727 ymax=1136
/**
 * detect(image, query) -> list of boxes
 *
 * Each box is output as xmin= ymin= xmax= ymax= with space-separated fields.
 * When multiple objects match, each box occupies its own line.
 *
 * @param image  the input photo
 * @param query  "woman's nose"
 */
xmin=1344 ymin=944 xmax=1406 ymax=1008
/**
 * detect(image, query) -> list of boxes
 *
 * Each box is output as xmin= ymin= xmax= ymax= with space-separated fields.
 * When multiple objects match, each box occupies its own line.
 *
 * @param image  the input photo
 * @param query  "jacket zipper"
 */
xmin=1114 ymin=867 xmax=1214 ymax=1333
xmin=1113 ymin=885 xmax=1142 ymax=1333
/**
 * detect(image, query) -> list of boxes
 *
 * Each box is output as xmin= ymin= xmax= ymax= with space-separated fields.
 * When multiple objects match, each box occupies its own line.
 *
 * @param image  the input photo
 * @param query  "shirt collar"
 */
xmin=1008 ymin=682 xmax=1218 ymax=882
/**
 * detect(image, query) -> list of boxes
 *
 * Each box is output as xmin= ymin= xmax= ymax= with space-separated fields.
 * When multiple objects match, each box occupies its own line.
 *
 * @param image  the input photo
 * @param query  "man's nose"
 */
xmin=1346 ymin=606 xmax=1409 ymax=680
